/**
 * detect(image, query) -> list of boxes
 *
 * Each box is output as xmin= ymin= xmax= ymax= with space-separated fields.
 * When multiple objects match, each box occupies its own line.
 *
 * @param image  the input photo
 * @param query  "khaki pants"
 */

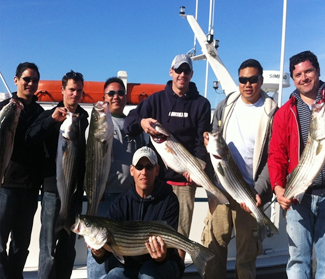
xmin=201 ymin=196 xmax=262 ymax=279
xmin=172 ymin=184 xmax=197 ymax=238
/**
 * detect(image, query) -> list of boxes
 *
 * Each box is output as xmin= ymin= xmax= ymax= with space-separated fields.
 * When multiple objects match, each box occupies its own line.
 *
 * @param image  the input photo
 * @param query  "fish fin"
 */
xmin=188 ymin=241 xmax=215 ymax=277
xmin=294 ymin=192 xmax=305 ymax=203
xmin=111 ymin=249 xmax=125 ymax=264
xmin=165 ymin=141 xmax=176 ymax=156
xmin=161 ymin=158 xmax=169 ymax=169
xmin=102 ymin=243 xmax=125 ymax=264
xmin=217 ymin=162 xmax=225 ymax=177
xmin=316 ymin=140 xmax=323 ymax=155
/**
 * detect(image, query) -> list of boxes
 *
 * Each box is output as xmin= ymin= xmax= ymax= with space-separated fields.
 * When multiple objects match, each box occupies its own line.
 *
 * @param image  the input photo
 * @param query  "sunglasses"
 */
xmin=238 ymin=75 xmax=261 ymax=84
xmin=134 ymin=164 xmax=155 ymax=171
xmin=21 ymin=77 xmax=39 ymax=83
xmin=105 ymin=90 xmax=126 ymax=97
xmin=173 ymin=68 xmax=192 ymax=75
xmin=65 ymin=71 xmax=83 ymax=79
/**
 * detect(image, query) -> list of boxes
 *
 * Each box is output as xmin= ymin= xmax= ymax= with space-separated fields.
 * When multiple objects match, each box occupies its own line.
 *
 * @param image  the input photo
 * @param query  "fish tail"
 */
xmin=188 ymin=242 xmax=215 ymax=277
xmin=207 ymin=191 xmax=228 ymax=214
xmin=55 ymin=213 xmax=71 ymax=235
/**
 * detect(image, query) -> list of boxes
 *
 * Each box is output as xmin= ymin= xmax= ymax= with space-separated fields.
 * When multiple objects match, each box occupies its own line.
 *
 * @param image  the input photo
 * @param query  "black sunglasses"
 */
xmin=173 ymin=68 xmax=192 ymax=75
xmin=65 ymin=71 xmax=83 ymax=79
xmin=238 ymin=75 xmax=261 ymax=84
xmin=134 ymin=164 xmax=155 ymax=171
xmin=105 ymin=90 xmax=126 ymax=97
xmin=21 ymin=77 xmax=39 ymax=83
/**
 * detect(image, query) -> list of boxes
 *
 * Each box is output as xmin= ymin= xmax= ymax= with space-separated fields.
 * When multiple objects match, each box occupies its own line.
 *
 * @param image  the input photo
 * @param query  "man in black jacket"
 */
xmin=89 ymin=146 xmax=184 ymax=279
xmin=0 ymin=62 xmax=44 ymax=279
xmin=26 ymin=70 xmax=89 ymax=279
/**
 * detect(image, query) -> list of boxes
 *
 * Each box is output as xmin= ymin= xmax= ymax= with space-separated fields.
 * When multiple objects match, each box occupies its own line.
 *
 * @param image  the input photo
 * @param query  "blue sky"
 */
xmin=1 ymin=0 xmax=325 ymax=108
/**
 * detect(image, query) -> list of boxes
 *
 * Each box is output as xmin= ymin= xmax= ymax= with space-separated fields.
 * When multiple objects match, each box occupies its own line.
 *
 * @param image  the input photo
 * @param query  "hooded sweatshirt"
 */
xmin=124 ymin=81 xmax=211 ymax=183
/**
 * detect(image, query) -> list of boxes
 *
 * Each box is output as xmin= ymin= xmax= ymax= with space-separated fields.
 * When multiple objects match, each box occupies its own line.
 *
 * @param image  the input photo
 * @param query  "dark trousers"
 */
xmin=0 ymin=187 xmax=39 ymax=279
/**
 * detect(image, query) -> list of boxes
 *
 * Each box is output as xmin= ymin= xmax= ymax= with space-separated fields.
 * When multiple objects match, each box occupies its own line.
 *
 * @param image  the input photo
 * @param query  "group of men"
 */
xmin=0 ymin=50 xmax=323 ymax=279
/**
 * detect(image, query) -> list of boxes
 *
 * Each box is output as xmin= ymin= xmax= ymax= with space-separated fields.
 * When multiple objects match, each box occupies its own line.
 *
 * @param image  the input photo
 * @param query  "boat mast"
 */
xmin=278 ymin=0 xmax=287 ymax=107
xmin=180 ymin=1 xmax=237 ymax=96
xmin=0 ymin=72 xmax=12 ymax=97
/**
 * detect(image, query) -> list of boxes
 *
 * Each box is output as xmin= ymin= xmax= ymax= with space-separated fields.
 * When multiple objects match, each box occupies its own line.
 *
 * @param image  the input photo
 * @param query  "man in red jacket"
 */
xmin=268 ymin=50 xmax=325 ymax=279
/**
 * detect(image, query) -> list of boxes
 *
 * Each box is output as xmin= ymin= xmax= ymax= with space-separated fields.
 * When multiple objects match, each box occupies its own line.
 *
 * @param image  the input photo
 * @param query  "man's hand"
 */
xmin=52 ymin=107 xmax=67 ymax=122
xmin=274 ymin=185 xmax=292 ymax=210
xmin=145 ymin=236 xmax=167 ymax=262
xmin=203 ymin=131 xmax=209 ymax=147
xmin=140 ymin=118 xmax=160 ymax=136
xmin=240 ymin=194 xmax=262 ymax=213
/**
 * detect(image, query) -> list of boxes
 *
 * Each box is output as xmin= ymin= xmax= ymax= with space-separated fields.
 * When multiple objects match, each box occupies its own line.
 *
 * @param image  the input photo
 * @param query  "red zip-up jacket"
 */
xmin=268 ymin=95 xmax=300 ymax=191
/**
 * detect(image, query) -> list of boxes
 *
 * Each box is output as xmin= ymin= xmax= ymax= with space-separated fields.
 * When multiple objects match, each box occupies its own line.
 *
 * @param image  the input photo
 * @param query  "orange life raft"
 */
xmin=35 ymin=80 xmax=165 ymax=105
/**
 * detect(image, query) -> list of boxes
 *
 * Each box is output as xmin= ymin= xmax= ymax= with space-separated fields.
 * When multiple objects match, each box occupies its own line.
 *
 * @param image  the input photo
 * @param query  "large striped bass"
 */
xmin=56 ymin=112 xmax=80 ymax=234
xmin=84 ymin=101 xmax=113 ymax=216
xmin=206 ymin=131 xmax=278 ymax=239
xmin=0 ymin=98 xmax=23 ymax=185
xmin=284 ymin=100 xmax=325 ymax=201
xmin=71 ymin=215 xmax=215 ymax=278
xmin=150 ymin=122 xmax=228 ymax=214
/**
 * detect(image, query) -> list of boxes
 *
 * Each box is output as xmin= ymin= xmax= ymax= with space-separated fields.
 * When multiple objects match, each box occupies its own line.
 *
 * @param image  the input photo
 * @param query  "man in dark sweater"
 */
xmin=89 ymin=146 xmax=184 ymax=279
xmin=26 ymin=70 xmax=89 ymax=279
xmin=124 ymin=54 xmax=211 ymax=260
xmin=0 ymin=62 xmax=44 ymax=279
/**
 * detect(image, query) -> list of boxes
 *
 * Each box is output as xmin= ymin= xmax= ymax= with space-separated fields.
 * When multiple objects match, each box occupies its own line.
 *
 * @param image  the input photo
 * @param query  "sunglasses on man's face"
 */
xmin=21 ymin=77 xmax=39 ymax=84
xmin=64 ymin=71 xmax=83 ymax=79
xmin=173 ymin=68 xmax=192 ymax=75
xmin=238 ymin=75 xmax=261 ymax=84
xmin=134 ymin=164 xmax=155 ymax=171
xmin=105 ymin=90 xmax=126 ymax=97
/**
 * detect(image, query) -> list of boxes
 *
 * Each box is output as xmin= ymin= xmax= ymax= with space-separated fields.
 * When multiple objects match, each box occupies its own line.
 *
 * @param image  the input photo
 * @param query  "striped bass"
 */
xmin=71 ymin=215 xmax=215 ymax=278
xmin=284 ymin=101 xmax=325 ymax=201
xmin=206 ymin=131 xmax=278 ymax=239
xmin=84 ymin=101 xmax=113 ymax=216
xmin=150 ymin=122 xmax=228 ymax=214
xmin=0 ymin=98 xmax=23 ymax=185
xmin=56 ymin=112 xmax=80 ymax=234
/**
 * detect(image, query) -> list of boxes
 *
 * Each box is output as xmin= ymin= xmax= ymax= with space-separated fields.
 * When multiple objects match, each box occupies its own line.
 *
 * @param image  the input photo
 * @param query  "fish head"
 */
xmin=60 ymin=112 xmax=79 ymax=140
xmin=206 ymin=131 xmax=229 ymax=160
xmin=71 ymin=215 xmax=108 ymax=250
xmin=91 ymin=101 xmax=113 ymax=142
xmin=151 ymin=122 xmax=169 ymax=143
xmin=310 ymin=101 xmax=325 ymax=141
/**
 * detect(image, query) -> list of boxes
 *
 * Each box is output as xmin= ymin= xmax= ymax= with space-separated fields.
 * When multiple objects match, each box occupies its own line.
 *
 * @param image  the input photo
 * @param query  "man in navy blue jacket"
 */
xmin=90 ymin=146 xmax=184 ymax=279
xmin=124 ymin=54 xmax=211 ymax=260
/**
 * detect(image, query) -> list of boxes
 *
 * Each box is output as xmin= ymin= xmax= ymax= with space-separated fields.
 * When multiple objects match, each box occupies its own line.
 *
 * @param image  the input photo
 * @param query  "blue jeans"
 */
xmin=105 ymin=260 xmax=182 ymax=279
xmin=0 ymin=187 xmax=38 ymax=279
xmin=38 ymin=191 xmax=81 ymax=279
xmin=87 ymin=193 xmax=119 ymax=279
xmin=286 ymin=193 xmax=325 ymax=279
xmin=104 ymin=261 xmax=181 ymax=279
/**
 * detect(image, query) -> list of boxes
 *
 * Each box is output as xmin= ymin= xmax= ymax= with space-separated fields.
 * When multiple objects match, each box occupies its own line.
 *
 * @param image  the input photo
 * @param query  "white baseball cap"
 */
xmin=170 ymin=54 xmax=193 ymax=70
xmin=132 ymin=146 xmax=158 ymax=166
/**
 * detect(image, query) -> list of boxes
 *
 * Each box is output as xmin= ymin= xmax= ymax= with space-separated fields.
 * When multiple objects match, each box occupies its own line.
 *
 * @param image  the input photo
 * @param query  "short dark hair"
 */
xmin=62 ymin=70 xmax=84 ymax=88
xmin=289 ymin=50 xmax=319 ymax=78
xmin=238 ymin=59 xmax=263 ymax=76
xmin=16 ymin=62 xmax=40 ymax=79
xmin=103 ymin=77 xmax=126 ymax=92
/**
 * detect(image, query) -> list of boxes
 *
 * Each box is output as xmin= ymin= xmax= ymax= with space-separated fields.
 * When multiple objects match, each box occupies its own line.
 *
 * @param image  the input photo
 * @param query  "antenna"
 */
xmin=0 ymin=72 xmax=12 ymax=97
